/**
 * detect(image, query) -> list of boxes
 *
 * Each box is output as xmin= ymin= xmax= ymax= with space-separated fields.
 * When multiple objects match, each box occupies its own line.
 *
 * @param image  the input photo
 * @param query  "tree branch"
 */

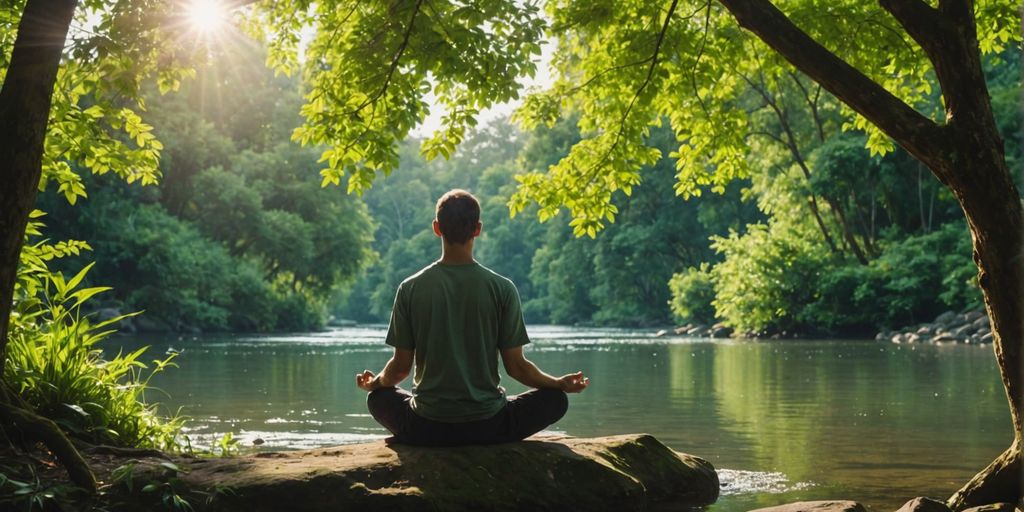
xmin=741 ymin=71 xmax=856 ymax=261
xmin=716 ymin=0 xmax=949 ymax=169
xmin=625 ymin=0 xmax=680 ymax=129
xmin=878 ymin=0 xmax=956 ymax=65
xmin=343 ymin=0 xmax=424 ymax=116
xmin=786 ymin=71 xmax=826 ymax=142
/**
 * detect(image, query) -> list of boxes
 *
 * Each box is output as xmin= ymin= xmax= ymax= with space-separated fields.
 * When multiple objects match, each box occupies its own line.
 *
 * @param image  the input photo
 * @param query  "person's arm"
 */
xmin=356 ymin=347 xmax=413 ymax=392
xmin=500 ymin=346 xmax=589 ymax=392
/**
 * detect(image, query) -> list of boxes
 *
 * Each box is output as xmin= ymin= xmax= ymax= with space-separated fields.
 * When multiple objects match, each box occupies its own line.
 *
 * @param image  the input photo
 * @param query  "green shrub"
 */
xmin=797 ymin=222 xmax=980 ymax=333
xmin=272 ymin=292 xmax=325 ymax=332
xmin=668 ymin=264 xmax=716 ymax=325
xmin=795 ymin=264 xmax=876 ymax=332
xmin=7 ymin=214 xmax=184 ymax=450
xmin=227 ymin=265 xmax=279 ymax=331
xmin=710 ymin=220 xmax=829 ymax=334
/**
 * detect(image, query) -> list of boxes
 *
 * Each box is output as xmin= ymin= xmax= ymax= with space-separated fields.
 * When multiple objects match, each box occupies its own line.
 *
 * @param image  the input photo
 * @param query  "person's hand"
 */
xmin=355 ymin=370 xmax=378 ymax=392
xmin=558 ymin=371 xmax=589 ymax=393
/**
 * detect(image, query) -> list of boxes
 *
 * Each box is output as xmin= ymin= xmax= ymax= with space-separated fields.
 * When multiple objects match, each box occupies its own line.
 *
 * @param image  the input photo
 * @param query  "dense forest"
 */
xmin=37 ymin=45 xmax=1020 ymax=337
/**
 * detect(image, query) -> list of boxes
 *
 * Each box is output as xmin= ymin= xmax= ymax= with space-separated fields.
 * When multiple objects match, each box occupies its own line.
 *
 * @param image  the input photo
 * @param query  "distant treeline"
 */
xmin=37 ymin=46 xmax=1021 ymax=336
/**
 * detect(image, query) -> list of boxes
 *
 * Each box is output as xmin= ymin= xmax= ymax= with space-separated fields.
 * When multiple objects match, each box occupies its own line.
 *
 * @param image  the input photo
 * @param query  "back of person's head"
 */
xmin=435 ymin=189 xmax=480 ymax=245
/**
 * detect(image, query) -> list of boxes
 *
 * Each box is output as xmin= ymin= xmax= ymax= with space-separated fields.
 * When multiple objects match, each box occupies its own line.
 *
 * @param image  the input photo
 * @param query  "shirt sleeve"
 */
xmin=384 ymin=283 xmax=415 ymax=350
xmin=498 ymin=282 xmax=531 ymax=349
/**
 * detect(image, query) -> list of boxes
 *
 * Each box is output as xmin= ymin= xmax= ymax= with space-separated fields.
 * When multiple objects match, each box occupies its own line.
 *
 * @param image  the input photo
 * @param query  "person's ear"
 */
xmin=473 ymin=221 xmax=482 ymax=237
xmin=432 ymin=220 xmax=443 ymax=238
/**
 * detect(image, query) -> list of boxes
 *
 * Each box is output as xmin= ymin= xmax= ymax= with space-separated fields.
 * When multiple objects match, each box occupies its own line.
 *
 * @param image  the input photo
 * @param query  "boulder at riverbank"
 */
xmin=116 ymin=433 xmax=718 ymax=511
xmin=896 ymin=497 xmax=952 ymax=512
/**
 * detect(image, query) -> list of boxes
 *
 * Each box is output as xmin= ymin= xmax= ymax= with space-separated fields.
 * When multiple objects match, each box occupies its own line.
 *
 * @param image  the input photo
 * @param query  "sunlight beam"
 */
xmin=186 ymin=0 xmax=228 ymax=33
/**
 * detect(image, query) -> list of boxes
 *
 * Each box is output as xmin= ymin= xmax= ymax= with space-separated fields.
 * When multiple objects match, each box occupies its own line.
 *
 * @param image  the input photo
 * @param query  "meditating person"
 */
xmin=355 ymin=189 xmax=589 ymax=446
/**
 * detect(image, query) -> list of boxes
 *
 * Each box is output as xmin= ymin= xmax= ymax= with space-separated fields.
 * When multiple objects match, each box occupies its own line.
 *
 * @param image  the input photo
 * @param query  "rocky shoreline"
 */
xmin=655 ymin=310 xmax=994 ymax=344
xmin=877 ymin=310 xmax=992 ymax=345
xmin=655 ymin=322 xmax=734 ymax=339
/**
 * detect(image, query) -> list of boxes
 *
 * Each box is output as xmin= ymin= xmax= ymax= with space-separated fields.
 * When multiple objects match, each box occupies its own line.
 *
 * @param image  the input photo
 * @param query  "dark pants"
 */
xmin=367 ymin=387 xmax=568 ymax=446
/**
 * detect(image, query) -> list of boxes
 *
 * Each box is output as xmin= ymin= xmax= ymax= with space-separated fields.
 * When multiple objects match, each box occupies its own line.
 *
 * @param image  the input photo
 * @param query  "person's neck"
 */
xmin=439 ymin=241 xmax=475 ymax=265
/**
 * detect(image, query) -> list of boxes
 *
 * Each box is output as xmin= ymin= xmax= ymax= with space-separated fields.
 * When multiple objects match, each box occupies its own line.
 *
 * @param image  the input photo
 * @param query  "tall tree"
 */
xmin=0 ymin=0 xmax=96 ymax=491
xmin=510 ymin=1 xmax=1020 ymax=507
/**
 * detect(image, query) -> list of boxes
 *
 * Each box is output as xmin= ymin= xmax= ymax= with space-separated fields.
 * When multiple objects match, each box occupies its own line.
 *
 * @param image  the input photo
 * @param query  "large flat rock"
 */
xmin=134 ymin=433 xmax=717 ymax=511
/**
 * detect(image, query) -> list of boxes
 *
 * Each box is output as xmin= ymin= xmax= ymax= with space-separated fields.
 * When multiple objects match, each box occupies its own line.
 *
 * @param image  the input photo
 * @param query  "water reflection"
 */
xmin=111 ymin=326 xmax=1010 ymax=511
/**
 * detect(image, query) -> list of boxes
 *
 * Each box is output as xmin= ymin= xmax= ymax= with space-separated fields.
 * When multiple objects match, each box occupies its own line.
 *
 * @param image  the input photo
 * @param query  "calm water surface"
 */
xmin=109 ymin=326 xmax=1010 ymax=511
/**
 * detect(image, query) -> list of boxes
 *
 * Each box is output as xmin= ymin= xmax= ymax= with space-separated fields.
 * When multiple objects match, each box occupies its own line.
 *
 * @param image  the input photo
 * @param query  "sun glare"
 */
xmin=186 ymin=0 xmax=227 ymax=33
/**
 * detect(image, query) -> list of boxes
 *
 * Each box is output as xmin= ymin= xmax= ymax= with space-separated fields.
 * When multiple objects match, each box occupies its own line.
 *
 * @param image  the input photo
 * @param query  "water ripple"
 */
xmin=717 ymin=469 xmax=815 ymax=496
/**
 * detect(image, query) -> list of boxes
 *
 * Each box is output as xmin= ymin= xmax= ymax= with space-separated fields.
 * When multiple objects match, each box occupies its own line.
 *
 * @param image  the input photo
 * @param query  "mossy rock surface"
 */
xmin=749 ymin=501 xmax=867 ymax=512
xmin=146 ymin=433 xmax=718 ymax=511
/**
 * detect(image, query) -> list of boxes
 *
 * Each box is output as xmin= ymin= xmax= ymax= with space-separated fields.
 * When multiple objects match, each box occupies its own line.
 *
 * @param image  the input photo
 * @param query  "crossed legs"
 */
xmin=367 ymin=387 xmax=568 ymax=446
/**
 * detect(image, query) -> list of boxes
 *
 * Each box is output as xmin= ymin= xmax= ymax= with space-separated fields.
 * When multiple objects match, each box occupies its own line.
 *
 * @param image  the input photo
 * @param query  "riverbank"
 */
xmin=654 ymin=310 xmax=994 ymax=344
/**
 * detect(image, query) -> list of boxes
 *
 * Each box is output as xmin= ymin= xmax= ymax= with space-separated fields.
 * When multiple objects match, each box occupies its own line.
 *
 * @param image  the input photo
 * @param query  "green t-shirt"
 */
xmin=384 ymin=261 xmax=531 ymax=422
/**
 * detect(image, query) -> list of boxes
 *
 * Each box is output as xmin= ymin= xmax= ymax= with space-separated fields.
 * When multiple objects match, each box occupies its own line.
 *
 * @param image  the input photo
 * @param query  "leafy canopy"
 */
xmin=248 ymin=0 xmax=1015 ymax=238
xmin=4 ymin=0 xmax=1018 ymax=237
xmin=510 ymin=0 xmax=1020 ymax=237
xmin=247 ymin=0 xmax=545 ymax=193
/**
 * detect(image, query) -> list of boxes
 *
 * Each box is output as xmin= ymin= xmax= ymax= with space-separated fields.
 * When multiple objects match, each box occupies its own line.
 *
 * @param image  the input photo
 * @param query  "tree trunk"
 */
xmin=948 ymin=439 xmax=1022 ymax=510
xmin=942 ymin=107 xmax=1023 ymax=510
xmin=0 ymin=0 xmax=96 ymax=493
xmin=829 ymin=199 xmax=870 ymax=265
xmin=806 ymin=196 xmax=840 ymax=255
xmin=0 ymin=0 xmax=78 ymax=372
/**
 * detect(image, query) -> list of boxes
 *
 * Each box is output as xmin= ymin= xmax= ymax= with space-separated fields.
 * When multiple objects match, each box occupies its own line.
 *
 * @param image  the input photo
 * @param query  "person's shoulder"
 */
xmin=399 ymin=262 xmax=441 ymax=288
xmin=476 ymin=263 xmax=517 ymax=290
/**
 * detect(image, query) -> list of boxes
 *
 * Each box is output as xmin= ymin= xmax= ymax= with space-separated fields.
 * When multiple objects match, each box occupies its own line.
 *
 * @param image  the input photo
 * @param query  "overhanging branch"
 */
xmin=716 ymin=0 xmax=949 ymax=168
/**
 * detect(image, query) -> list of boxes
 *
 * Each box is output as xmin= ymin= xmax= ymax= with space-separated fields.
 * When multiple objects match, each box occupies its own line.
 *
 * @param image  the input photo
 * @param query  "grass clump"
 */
xmin=5 ymin=212 xmax=185 ymax=450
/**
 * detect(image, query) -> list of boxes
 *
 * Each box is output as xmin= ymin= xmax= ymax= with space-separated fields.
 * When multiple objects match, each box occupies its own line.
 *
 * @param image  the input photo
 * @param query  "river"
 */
xmin=110 ymin=326 xmax=1011 ymax=511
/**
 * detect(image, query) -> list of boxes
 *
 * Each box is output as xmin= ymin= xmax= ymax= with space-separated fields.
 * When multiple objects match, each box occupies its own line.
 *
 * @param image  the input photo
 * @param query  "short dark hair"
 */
xmin=435 ymin=189 xmax=480 ymax=245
